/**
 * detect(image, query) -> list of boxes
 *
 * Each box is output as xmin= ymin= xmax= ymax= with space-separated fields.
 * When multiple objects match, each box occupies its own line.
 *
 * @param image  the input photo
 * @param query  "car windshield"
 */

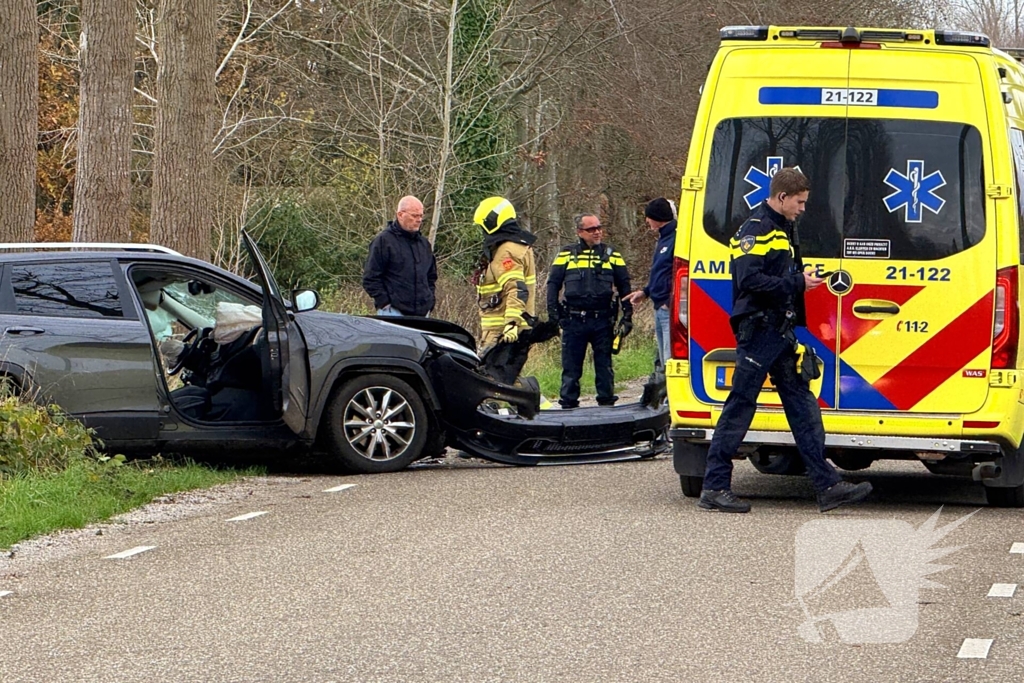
xmin=702 ymin=117 xmax=986 ymax=261
xmin=162 ymin=281 xmax=249 ymax=328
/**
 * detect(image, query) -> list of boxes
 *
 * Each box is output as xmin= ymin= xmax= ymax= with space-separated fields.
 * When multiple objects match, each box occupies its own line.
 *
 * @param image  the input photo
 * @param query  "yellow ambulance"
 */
xmin=669 ymin=26 xmax=1024 ymax=506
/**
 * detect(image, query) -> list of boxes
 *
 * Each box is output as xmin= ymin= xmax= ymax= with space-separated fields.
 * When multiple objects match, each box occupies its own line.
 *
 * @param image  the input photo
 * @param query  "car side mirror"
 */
xmin=292 ymin=289 xmax=320 ymax=312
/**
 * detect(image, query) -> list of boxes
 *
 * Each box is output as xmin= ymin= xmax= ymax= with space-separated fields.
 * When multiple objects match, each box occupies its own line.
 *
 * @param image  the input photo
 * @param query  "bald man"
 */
xmin=363 ymin=196 xmax=438 ymax=317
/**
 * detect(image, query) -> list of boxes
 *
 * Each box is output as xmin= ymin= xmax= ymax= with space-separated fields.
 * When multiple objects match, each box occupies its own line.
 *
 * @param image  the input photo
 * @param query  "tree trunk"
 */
xmin=0 ymin=0 xmax=38 ymax=242
xmin=428 ymin=0 xmax=458 ymax=247
xmin=73 ymin=0 xmax=134 ymax=243
xmin=151 ymin=0 xmax=218 ymax=259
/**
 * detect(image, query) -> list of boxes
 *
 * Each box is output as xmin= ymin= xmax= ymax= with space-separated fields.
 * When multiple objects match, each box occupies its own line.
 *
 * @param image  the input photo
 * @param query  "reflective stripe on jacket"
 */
xmin=477 ymin=241 xmax=536 ymax=329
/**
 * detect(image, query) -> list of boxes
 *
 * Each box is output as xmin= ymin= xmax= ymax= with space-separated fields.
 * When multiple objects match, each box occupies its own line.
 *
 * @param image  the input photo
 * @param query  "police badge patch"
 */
xmin=739 ymin=235 xmax=756 ymax=253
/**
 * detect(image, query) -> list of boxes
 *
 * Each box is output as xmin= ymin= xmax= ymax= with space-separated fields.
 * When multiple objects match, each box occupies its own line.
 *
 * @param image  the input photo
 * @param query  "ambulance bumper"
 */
xmin=669 ymin=428 xmax=1001 ymax=454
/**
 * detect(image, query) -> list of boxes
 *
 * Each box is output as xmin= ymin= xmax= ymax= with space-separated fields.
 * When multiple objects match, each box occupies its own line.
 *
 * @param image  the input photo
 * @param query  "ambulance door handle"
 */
xmin=853 ymin=301 xmax=900 ymax=315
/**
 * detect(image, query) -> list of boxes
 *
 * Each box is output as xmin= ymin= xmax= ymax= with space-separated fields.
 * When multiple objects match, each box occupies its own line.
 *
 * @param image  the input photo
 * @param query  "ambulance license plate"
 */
xmin=715 ymin=366 xmax=775 ymax=391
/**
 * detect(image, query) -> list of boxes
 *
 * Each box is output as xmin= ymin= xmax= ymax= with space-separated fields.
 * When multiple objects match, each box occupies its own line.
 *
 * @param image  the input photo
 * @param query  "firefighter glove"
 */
xmin=619 ymin=318 xmax=633 ymax=338
xmin=501 ymin=321 xmax=520 ymax=343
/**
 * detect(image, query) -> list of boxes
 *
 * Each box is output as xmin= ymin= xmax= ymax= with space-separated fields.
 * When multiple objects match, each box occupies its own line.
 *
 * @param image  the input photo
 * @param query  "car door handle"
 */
xmin=5 ymin=326 xmax=45 ymax=335
xmin=853 ymin=301 xmax=900 ymax=315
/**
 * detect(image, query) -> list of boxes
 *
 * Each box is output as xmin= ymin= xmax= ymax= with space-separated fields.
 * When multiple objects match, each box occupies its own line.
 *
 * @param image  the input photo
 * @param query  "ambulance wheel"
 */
xmin=680 ymin=475 xmax=703 ymax=498
xmin=985 ymin=484 xmax=1024 ymax=508
xmin=748 ymin=448 xmax=806 ymax=476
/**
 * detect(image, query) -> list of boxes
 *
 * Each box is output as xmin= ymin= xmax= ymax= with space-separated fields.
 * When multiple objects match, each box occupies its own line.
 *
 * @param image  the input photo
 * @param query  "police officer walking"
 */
xmin=547 ymin=213 xmax=632 ymax=408
xmin=699 ymin=168 xmax=872 ymax=513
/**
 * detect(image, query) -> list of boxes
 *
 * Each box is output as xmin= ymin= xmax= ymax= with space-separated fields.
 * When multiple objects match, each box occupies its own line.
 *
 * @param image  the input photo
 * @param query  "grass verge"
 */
xmin=0 ymin=458 xmax=253 ymax=549
xmin=522 ymin=334 xmax=657 ymax=398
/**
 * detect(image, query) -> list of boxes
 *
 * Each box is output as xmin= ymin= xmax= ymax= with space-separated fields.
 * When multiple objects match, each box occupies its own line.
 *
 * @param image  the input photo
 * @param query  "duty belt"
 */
xmin=566 ymin=308 xmax=612 ymax=319
xmin=752 ymin=309 xmax=796 ymax=333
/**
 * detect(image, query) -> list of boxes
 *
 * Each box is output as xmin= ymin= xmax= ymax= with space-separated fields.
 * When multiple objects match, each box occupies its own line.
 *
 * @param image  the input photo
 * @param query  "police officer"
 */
xmin=699 ymin=168 xmax=872 ymax=513
xmin=547 ymin=213 xmax=632 ymax=408
xmin=472 ymin=196 xmax=537 ymax=349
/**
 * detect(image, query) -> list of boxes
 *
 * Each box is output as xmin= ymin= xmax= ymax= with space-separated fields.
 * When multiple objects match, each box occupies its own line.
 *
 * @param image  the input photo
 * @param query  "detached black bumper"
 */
xmin=428 ymin=353 xmax=670 ymax=465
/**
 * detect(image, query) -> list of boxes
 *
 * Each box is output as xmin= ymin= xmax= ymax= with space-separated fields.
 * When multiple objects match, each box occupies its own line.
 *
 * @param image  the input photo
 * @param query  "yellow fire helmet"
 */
xmin=473 ymin=196 xmax=517 ymax=234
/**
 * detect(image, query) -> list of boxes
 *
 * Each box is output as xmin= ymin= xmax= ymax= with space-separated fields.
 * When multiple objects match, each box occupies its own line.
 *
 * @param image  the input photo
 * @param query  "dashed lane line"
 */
xmin=957 ymin=639 xmax=994 ymax=659
xmin=105 ymin=546 xmax=156 ymax=560
xmin=988 ymin=584 xmax=1018 ymax=598
xmin=323 ymin=484 xmax=357 ymax=493
xmin=226 ymin=511 xmax=268 ymax=522
xmin=1010 ymin=542 xmax=1024 ymax=554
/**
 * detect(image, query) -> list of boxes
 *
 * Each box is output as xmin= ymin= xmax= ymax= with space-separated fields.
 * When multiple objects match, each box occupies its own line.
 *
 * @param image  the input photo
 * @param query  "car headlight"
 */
xmin=425 ymin=334 xmax=480 ymax=362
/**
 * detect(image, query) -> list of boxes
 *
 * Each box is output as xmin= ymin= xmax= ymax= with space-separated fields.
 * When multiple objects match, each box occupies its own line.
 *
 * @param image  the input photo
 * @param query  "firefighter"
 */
xmin=472 ymin=196 xmax=537 ymax=350
xmin=698 ymin=167 xmax=872 ymax=513
xmin=547 ymin=213 xmax=632 ymax=408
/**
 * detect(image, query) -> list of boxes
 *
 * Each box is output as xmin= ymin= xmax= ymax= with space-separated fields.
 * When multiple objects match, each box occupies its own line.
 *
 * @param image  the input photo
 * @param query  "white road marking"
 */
xmin=226 ymin=511 xmax=268 ymax=522
xmin=105 ymin=546 xmax=156 ymax=559
xmin=1011 ymin=542 xmax=1024 ymax=554
xmin=988 ymin=583 xmax=1018 ymax=598
xmin=0 ymin=591 xmax=12 ymax=598
xmin=957 ymin=639 xmax=993 ymax=659
xmin=323 ymin=484 xmax=356 ymax=493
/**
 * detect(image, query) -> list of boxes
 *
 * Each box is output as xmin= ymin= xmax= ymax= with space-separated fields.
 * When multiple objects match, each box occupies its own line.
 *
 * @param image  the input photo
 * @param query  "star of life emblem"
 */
xmin=743 ymin=156 xmax=784 ymax=209
xmin=883 ymin=160 xmax=946 ymax=223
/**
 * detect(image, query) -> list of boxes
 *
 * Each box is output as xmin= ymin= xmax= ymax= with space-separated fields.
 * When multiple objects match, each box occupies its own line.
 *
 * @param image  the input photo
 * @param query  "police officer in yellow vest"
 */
xmin=472 ymin=196 xmax=538 ymax=350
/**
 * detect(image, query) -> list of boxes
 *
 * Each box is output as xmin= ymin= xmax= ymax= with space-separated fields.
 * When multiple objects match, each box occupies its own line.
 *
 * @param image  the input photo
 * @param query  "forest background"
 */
xmin=1 ymin=0 xmax=1017 ymax=330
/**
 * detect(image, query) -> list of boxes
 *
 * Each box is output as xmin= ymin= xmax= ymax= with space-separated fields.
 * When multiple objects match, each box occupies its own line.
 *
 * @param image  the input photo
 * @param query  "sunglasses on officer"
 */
xmin=578 ymin=225 xmax=603 ymax=234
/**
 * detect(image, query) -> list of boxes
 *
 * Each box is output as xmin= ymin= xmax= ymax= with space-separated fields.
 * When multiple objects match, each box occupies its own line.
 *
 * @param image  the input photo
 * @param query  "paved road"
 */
xmin=1 ymin=455 xmax=1022 ymax=682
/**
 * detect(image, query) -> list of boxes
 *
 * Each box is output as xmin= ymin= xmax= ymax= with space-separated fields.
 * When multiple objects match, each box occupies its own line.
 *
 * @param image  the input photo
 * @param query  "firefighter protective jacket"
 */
xmin=477 ymin=240 xmax=537 ymax=331
xmin=546 ymin=240 xmax=633 ymax=319
xmin=729 ymin=201 xmax=807 ymax=330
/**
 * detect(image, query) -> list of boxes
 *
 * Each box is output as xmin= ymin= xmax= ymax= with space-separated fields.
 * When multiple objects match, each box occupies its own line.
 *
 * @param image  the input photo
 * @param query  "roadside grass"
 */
xmin=0 ymin=458 xmax=253 ymax=549
xmin=523 ymin=334 xmax=657 ymax=398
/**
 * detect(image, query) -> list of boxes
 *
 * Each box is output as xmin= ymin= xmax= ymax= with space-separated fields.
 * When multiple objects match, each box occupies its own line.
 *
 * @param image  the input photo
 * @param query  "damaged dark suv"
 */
xmin=0 ymin=234 xmax=668 ymax=473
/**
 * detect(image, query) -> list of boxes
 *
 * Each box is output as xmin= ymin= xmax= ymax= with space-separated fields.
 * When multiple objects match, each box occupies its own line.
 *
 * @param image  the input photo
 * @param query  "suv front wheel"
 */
xmin=325 ymin=374 xmax=428 ymax=474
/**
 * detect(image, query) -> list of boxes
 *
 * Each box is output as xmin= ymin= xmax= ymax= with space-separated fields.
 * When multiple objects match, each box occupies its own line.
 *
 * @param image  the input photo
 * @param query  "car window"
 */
xmin=844 ymin=119 xmax=985 ymax=261
xmin=131 ymin=268 xmax=257 ymax=339
xmin=703 ymin=117 xmax=846 ymax=258
xmin=1010 ymin=129 xmax=1024 ymax=263
xmin=702 ymin=117 xmax=986 ymax=261
xmin=10 ymin=261 xmax=123 ymax=318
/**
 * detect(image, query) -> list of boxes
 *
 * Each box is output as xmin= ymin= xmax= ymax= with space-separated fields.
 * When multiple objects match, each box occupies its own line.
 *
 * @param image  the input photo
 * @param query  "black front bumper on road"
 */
xmin=429 ymin=353 xmax=670 ymax=466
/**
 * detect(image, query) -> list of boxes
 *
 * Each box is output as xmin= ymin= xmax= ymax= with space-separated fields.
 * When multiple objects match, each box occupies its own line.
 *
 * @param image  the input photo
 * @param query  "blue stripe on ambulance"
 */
xmin=757 ymin=87 xmax=939 ymax=109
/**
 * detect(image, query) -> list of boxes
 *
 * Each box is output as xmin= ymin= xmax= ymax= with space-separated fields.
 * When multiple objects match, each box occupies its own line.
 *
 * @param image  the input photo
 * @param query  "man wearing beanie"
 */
xmin=624 ymin=197 xmax=677 ymax=370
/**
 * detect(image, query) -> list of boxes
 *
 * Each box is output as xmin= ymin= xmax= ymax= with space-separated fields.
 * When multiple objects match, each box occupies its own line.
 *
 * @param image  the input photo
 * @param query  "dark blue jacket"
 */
xmin=729 ymin=202 xmax=806 ymax=329
xmin=362 ymin=221 xmax=438 ymax=316
xmin=643 ymin=220 xmax=676 ymax=308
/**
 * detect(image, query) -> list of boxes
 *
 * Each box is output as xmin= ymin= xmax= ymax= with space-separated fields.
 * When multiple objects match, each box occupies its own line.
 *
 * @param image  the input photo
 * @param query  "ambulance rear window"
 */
xmin=703 ymin=117 xmax=985 ymax=261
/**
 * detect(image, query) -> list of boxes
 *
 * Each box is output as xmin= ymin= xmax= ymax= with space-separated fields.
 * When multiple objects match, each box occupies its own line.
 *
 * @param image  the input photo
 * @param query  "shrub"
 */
xmin=0 ymin=392 xmax=97 ymax=477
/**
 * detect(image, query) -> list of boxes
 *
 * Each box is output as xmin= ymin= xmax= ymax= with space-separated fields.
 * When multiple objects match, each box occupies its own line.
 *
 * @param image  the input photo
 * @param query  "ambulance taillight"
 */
xmin=670 ymin=257 xmax=689 ymax=360
xmin=992 ymin=266 xmax=1019 ymax=369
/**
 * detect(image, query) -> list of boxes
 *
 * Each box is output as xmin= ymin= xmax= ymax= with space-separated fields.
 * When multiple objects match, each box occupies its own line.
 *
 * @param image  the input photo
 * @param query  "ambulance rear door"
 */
xmin=834 ymin=50 xmax=994 ymax=413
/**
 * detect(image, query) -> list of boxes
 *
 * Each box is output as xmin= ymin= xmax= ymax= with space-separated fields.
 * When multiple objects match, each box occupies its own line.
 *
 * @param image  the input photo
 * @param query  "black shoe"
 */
xmin=817 ymin=481 xmax=873 ymax=512
xmin=558 ymin=401 xmax=579 ymax=410
xmin=597 ymin=395 xmax=618 ymax=407
xmin=698 ymin=489 xmax=751 ymax=513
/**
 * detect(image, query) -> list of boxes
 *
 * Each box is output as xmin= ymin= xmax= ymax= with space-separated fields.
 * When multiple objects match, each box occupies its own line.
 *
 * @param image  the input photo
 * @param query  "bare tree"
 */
xmin=940 ymin=0 xmax=1024 ymax=46
xmin=150 ymin=0 xmax=218 ymax=258
xmin=73 ymin=0 xmax=135 ymax=243
xmin=0 ymin=0 xmax=38 ymax=242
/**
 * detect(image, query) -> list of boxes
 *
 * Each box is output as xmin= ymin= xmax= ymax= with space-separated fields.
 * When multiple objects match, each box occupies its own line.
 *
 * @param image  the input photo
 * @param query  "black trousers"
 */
xmin=702 ymin=320 xmax=841 ymax=493
xmin=560 ymin=315 xmax=615 ymax=407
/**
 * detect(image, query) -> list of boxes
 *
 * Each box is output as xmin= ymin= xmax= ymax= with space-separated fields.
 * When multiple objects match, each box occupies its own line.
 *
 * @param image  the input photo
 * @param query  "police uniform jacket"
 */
xmin=477 ymin=240 xmax=537 ymax=331
xmin=546 ymin=240 xmax=632 ymax=319
xmin=729 ymin=201 xmax=807 ymax=330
